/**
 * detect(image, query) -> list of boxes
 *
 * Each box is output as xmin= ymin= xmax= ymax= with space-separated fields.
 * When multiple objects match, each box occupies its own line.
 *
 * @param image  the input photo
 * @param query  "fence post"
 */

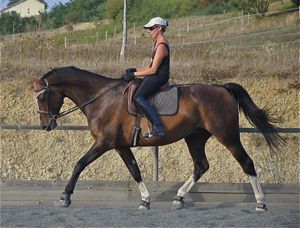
xmin=12 ymin=22 xmax=15 ymax=40
xmin=247 ymin=12 xmax=250 ymax=24
xmin=241 ymin=10 xmax=244 ymax=27
xmin=0 ymin=43 xmax=2 ymax=66
xmin=152 ymin=146 xmax=159 ymax=181
xmin=186 ymin=17 xmax=190 ymax=34
xmin=133 ymin=22 xmax=137 ymax=45
xmin=105 ymin=30 xmax=108 ymax=40
xmin=64 ymin=37 xmax=67 ymax=48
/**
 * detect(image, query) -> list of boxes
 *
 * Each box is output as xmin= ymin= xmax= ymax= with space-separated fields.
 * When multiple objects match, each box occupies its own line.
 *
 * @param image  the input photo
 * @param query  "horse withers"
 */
xmin=32 ymin=66 xmax=284 ymax=211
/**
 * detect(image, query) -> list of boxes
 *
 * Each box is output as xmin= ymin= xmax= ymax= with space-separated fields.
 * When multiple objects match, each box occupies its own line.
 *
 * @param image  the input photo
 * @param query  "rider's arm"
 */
xmin=134 ymin=45 xmax=168 ymax=77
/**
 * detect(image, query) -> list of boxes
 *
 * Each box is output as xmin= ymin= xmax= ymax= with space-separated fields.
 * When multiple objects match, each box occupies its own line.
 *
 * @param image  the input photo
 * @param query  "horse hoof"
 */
xmin=172 ymin=196 xmax=185 ymax=210
xmin=256 ymin=203 xmax=267 ymax=212
xmin=53 ymin=199 xmax=71 ymax=208
xmin=139 ymin=200 xmax=150 ymax=210
xmin=53 ymin=192 xmax=71 ymax=208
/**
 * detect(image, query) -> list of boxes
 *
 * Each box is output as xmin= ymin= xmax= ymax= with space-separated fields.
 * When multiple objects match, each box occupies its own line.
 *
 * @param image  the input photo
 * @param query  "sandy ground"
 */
xmin=1 ymin=202 xmax=299 ymax=227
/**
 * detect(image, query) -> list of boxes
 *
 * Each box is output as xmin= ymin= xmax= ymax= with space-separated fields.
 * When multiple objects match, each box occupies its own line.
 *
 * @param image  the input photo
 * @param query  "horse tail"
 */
xmin=223 ymin=82 xmax=285 ymax=152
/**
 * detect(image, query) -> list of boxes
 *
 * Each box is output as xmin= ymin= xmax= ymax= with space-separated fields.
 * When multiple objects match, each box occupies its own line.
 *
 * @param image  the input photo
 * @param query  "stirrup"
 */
xmin=144 ymin=125 xmax=165 ymax=138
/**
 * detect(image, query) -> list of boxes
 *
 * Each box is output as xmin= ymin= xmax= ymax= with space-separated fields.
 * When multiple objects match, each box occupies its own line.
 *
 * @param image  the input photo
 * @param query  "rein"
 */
xmin=35 ymin=78 xmax=124 ymax=119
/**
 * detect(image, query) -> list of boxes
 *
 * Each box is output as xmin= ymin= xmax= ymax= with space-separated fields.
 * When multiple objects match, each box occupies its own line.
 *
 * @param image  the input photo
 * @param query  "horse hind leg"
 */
xmin=224 ymin=141 xmax=267 ymax=212
xmin=172 ymin=129 xmax=211 ymax=210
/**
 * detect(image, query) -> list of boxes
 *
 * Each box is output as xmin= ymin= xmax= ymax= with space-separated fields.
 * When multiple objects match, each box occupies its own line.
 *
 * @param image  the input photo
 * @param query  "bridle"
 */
xmin=34 ymin=77 xmax=123 ymax=125
xmin=34 ymin=78 xmax=59 ymax=129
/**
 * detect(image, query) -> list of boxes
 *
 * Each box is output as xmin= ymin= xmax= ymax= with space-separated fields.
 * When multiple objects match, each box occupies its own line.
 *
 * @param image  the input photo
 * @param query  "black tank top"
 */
xmin=149 ymin=42 xmax=170 ymax=77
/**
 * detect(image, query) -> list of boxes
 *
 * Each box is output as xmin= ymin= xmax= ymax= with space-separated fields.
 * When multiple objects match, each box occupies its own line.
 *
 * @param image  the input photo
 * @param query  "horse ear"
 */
xmin=31 ymin=76 xmax=43 ymax=90
xmin=31 ymin=76 xmax=40 ymax=83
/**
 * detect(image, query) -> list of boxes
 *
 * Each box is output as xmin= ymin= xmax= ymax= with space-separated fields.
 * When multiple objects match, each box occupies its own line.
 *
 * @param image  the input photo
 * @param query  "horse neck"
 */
xmin=49 ymin=70 xmax=117 ymax=109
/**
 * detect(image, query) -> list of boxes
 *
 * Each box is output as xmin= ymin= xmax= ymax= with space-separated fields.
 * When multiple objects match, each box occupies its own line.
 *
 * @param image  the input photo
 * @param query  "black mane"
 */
xmin=41 ymin=66 xmax=112 ymax=80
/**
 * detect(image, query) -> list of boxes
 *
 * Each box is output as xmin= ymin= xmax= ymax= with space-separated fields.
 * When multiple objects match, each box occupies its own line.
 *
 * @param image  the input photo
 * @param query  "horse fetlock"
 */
xmin=172 ymin=196 xmax=185 ymax=210
xmin=177 ymin=175 xmax=195 ymax=197
xmin=139 ymin=200 xmax=150 ymax=210
xmin=53 ymin=192 xmax=71 ymax=208
xmin=256 ymin=203 xmax=267 ymax=212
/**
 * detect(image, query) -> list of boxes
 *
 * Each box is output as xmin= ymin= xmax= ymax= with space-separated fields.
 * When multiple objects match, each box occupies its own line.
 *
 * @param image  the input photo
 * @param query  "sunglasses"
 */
xmin=148 ymin=26 xmax=159 ymax=31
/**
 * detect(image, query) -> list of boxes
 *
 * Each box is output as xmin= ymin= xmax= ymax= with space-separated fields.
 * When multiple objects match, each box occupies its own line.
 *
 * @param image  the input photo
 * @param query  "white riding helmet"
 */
xmin=144 ymin=17 xmax=168 ymax=29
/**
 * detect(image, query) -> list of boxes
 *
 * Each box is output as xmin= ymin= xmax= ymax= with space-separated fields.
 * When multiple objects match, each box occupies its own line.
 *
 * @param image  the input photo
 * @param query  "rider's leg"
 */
xmin=135 ymin=96 xmax=165 ymax=137
xmin=133 ymin=75 xmax=167 ymax=137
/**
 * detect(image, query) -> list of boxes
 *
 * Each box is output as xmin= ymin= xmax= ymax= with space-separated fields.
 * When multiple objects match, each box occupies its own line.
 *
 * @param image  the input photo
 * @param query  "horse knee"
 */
xmin=242 ymin=158 xmax=257 ymax=176
xmin=194 ymin=160 xmax=209 ymax=180
xmin=73 ymin=162 xmax=84 ymax=174
xmin=128 ymin=165 xmax=142 ymax=183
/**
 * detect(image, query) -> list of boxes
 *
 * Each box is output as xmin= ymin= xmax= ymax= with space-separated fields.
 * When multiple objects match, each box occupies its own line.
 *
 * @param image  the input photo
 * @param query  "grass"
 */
xmin=1 ymin=10 xmax=298 ymax=83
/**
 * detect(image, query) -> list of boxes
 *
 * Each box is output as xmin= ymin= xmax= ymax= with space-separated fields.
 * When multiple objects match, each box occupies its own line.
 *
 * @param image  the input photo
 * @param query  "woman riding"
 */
xmin=123 ymin=17 xmax=170 ymax=138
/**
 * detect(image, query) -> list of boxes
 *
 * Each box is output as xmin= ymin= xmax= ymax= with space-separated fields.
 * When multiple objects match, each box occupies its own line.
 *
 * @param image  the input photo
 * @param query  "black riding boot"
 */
xmin=136 ymin=96 xmax=165 ymax=138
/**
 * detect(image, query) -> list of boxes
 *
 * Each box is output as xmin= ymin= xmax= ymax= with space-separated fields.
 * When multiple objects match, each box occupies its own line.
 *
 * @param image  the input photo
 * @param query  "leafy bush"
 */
xmin=0 ymin=11 xmax=38 ymax=35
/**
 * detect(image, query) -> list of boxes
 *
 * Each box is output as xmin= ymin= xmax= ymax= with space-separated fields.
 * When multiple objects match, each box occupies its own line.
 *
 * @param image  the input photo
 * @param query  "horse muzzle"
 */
xmin=42 ymin=118 xmax=58 ymax=131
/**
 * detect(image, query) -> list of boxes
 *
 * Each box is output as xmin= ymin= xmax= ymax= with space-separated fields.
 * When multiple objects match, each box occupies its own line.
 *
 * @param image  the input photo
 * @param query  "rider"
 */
xmin=123 ymin=17 xmax=170 ymax=138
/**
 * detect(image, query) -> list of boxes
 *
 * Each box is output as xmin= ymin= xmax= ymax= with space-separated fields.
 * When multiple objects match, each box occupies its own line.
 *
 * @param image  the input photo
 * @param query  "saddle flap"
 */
xmin=123 ymin=79 xmax=142 ymax=114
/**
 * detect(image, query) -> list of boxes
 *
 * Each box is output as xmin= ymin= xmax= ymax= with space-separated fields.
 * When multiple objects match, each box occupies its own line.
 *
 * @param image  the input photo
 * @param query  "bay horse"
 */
xmin=32 ymin=66 xmax=284 ymax=211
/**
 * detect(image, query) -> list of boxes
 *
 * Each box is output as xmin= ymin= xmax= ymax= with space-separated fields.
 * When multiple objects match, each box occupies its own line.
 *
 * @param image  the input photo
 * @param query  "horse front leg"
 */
xmin=116 ymin=147 xmax=150 ymax=209
xmin=54 ymin=140 xmax=109 ymax=207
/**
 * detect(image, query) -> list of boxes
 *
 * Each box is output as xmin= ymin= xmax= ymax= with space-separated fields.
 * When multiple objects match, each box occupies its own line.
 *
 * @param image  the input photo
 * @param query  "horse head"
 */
xmin=32 ymin=73 xmax=64 ymax=131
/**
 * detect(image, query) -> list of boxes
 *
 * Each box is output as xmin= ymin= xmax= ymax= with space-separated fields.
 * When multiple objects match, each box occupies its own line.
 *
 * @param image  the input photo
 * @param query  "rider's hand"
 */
xmin=122 ymin=70 xmax=135 ymax=81
xmin=125 ymin=68 xmax=136 ymax=74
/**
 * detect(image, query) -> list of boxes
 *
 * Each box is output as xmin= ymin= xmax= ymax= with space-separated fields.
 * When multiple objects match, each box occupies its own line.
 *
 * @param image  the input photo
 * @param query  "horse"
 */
xmin=32 ymin=66 xmax=284 ymax=211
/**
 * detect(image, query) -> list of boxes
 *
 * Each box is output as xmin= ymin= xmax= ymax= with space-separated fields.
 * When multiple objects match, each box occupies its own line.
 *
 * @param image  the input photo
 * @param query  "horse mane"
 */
xmin=41 ymin=66 xmax=112 ymax=81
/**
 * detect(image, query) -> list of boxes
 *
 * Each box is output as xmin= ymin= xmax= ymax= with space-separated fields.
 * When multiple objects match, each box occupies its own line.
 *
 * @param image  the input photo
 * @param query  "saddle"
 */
xmin=123 ymin=79 xmax=179 ymax=116
xmin=123 ymin=79 xmax=179 ymax=147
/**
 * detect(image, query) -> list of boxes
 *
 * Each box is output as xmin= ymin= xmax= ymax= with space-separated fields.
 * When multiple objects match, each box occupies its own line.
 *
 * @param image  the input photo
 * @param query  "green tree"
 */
xmin=105 ymin=0 xmax=123 ymax=20
xmin=255 ymin=0 xmax=269 ymax=16
xmin=48 ymin=3 xmax=67 ymax=28
xmin=0 ymin=11 xmax=23 ymax=35
xmin=22 ymin=16 xmax=39 ymax=31
xmin=64 ymin=0 xmax=105 ymax=23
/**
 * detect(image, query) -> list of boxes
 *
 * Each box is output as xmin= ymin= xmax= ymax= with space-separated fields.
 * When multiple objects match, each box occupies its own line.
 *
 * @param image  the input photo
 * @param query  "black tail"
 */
xmin=223 ymin=83 xmax=285 ymax=152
